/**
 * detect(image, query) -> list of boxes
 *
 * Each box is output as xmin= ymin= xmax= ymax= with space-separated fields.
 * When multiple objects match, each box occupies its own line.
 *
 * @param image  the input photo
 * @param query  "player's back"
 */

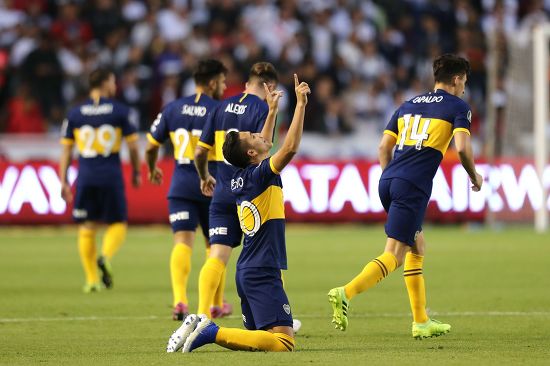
xmin=231 ymin=157 xmax=286 ymax=270
xmin=63 ymin=97 xmax=137 ymax=187
xmin=148 ymin=93 xmax=218 ymax=201
xmin=199 ymin=93 xmax=268 ymax=204
xmin=381 ymin=89 xmax=471 ymax=195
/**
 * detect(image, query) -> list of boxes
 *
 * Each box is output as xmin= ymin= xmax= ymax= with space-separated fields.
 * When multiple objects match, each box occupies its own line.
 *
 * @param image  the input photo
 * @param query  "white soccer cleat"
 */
xmin=292 ymin=318 xmax=302 ymax=334
xmin=166 ymin=314 xmax=200 ymax=353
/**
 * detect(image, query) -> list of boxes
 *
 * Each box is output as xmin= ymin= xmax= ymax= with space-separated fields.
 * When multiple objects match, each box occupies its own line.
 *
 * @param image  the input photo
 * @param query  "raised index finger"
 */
xmin=294 ymin=73 xmax=299 ymax=87
xmin=263 ymin=82 xmax=270 ymax=96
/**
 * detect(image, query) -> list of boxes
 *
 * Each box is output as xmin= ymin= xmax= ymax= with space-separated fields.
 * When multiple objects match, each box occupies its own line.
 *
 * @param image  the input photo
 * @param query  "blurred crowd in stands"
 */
xmin=0 ymin=0 xmax=548 ymax=155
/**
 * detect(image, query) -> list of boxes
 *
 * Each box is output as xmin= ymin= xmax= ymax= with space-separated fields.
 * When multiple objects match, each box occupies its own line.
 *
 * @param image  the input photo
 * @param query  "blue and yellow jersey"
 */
xmin=147 ymin=93 xmax=218 ymax=201
xmin=381 ymin=89 xmax=472 ymax=195
xmin=232 ymin=157 xmax=286 ymax=270
xmin=198 ymin=93 xmax=269 ymax=204
xmin=60 ymin=97 xmax=138 ymax=186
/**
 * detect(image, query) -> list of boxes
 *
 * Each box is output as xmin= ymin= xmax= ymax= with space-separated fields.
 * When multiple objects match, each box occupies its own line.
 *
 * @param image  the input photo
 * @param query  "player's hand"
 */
xmin=264 ymin=82 xmax=283 ymax=110
xmin=294 ymin=74 xmax=310 ymax=106
xmin=61 ymin=182 xmax=73 ymax=203
xmin=200 ymin=175 xmax=216 ymax=197
xmin=470 ymin=172 xmax=483 ymax=192
xmin=132 ymin=170 xmax=142 ymax=188
xmin=148 ymin=166 xmax=163 ymax=185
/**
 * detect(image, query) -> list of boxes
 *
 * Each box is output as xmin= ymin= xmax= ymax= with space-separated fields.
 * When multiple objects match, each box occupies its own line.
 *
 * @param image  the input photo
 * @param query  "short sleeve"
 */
xmin=383 ymin=108 xmax=399 ymax=139
xmin=60 ymin=117 xmax=74 ymax=145
xmin=198 ymin=105 xmax=217 ymax=150
xmin=250 ymin=157 xmax=279 ymax=187
xmin=453 ymin=102 xmax=471 ymax=135
xmin=148 ymin=111 xmax=169 ymax=146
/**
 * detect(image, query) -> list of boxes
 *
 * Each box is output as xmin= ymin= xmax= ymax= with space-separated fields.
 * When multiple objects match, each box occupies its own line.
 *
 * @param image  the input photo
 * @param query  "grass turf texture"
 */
xmin=0 ymin=225 xmax=549 ymax=365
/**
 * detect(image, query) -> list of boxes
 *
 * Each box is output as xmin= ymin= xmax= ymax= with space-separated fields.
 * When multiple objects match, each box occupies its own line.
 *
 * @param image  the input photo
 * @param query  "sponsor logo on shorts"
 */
xmin=73 ymin=209 xmax=87 ymax=219
xmin=209 ymin=227 xmax=228 ymax=237
xmin=169 ymin=211 xmax=189 ymax=223
xmin=283 ymin=304 xmax=291 ymax=315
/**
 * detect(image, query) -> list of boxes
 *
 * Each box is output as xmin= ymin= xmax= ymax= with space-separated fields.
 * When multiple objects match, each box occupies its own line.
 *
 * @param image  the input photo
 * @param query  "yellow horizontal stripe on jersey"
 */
xmin=397 ymin=117 xmax=453 ymax=154
xmin=125 ymin=133 xmax=139 ymax=143
xmin=214 ymin=130 xmax=228 ymax=162
xmin=60 ymin=138 xmax=74 ymax=146
xmin=384 ymin=130 xmax=398 ymax=139
xmin=453 ymin=127 xmax=471 ymax=135
xmin=237 ymin=185 xmax=285 ymax=233
xmin=197 ymin=141 xmax=213 ymax=150
xmin=147 ymin=133 xmax=162 ymax=146
xmin=74 ymin=126 xmax=123 ymax=155
xmin=269 ymin=157 xmax=281 ymax=174
xmin=169 ymin=131 xmax=216 ymax=162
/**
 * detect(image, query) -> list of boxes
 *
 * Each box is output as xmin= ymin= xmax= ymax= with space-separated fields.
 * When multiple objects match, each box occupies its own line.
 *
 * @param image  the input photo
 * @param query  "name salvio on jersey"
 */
xmin=225 ymin=103 xmax=247 ymax=115
xmin=181 ymin=104 xmax=207 ymax=117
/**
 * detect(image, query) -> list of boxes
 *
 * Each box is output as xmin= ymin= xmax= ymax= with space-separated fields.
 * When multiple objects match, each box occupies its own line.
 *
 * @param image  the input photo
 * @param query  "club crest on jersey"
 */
xmin=225 ymin=103 xmax=247 ymax=115
xmin=283 ymin=304 xmax=291 ymax=315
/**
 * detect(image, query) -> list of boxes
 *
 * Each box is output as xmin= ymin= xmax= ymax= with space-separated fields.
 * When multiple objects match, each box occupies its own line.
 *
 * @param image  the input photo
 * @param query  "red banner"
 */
xmin=0 ymin=159 xmax=548 ymax=224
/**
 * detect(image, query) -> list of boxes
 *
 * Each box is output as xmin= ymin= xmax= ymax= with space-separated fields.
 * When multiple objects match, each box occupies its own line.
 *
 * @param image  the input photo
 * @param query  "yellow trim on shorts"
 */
xmin=146 ymin=133 xmax=162 ymax=146
xmin=197 ymin=141 xmax=213 ymax=150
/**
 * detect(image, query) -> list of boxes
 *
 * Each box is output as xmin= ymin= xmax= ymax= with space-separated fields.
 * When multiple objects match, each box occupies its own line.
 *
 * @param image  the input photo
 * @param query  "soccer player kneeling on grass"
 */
xmin=166 ymin=74 xmax=310 ymax=353
xmin=327 ymin=54 xmax=484 ymax=339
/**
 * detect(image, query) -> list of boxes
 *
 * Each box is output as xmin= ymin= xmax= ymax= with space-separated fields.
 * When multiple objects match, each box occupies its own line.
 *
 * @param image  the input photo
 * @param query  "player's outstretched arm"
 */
xmin=59 ymin=144 xmax=74 ymax=203
xmin=454 ymin=131 xmax=482 ymax=191
xmin=259 ymin=82 xmax=283 ymax=144
xmin=194 ymin=146 xmax=215 ymax=196
xmin=378 ymin=134 xmax=396 ymax=171
xmin=145 ymin=143 xmax=163 ymax=185
xmin=271 ymin=74 xmax=310 ymax=173
xmin=128 ymin=139 xmax=142 ymax=188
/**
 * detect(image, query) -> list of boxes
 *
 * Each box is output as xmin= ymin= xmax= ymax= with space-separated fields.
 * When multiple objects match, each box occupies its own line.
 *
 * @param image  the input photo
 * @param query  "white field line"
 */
xmin=1 ymin=311 xmax=549 ymax=323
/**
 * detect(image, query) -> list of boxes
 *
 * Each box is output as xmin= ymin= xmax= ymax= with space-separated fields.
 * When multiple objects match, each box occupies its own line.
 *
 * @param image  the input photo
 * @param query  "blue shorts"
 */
xmin=208 ymin=201 xmax=242 ymax=247
xmin=168 ymin=198 xmax=210 ymax=237
xmin=236 ymin=267 xmax=293 ymax=330
xmin=378 ymin=178 xmax=429 ymax=246
xmin=73 ymin=185 xmax=127 ymax=223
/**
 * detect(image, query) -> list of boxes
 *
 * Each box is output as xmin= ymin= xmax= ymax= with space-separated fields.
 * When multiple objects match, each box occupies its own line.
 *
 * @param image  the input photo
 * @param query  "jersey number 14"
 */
xmin=398 ymin=114 xmax=431 ymax=151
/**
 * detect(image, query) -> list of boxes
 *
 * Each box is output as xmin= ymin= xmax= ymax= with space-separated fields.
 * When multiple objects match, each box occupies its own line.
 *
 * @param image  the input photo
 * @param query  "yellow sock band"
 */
xmin=101 ymin=223 xmax=127 ymax=259
xmin=78 ymin=227 xmax=98 ymax=284
xmin=344 ymin=251 xmax=398 ymax=299
xmin=404 ymin=252 xmax=428 ymax=323
xmin=197 ymin=257 xmax=225 ymax=316
xmin=215 ymin=328 xmax=294 ymax=352
xmin=170 ymin=243 xmax=192 ymax=306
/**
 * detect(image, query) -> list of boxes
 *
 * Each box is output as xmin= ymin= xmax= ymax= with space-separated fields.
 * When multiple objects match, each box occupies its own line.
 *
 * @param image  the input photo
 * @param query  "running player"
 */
xmin=166 ymin=74 xmax=310 ymax=353
xmin=59 ymin=68 xmax=141 ymax=293
xmin=193 ymin=62 xmax=279 ymax=318
xmin=328 ymin=54 xmax=484 ymax=339
xmin=144 ymin=59 xmax=228 ymax=320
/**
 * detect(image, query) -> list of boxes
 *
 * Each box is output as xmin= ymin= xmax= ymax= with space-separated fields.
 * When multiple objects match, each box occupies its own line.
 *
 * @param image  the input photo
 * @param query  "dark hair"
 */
xmin=433 ymin=54 xmax=470 ymax=84
xmin=222 ymin=131 xmax=251 ymax=169
xmin=249 ymin=62 xmax=278 ymax=84
xmin=193 ymin=59 xmax=228 ymax=86
xmin=89 ymin=68 xmax=114 ymax=89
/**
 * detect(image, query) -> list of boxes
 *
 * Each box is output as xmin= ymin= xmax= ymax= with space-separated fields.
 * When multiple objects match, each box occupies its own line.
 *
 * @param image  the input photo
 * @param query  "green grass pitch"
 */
xmin=0 ymin=224 xmax=549 ymax=365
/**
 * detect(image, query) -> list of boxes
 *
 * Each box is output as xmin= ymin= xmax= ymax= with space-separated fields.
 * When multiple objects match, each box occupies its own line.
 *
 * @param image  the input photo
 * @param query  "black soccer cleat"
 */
xmin=97 ymin=256 xmax=113 ymax=289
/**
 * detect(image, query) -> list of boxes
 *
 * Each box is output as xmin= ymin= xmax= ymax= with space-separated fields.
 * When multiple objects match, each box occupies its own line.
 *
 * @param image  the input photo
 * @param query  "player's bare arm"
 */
xmin=271 ymin=74 xmax=310 ymax=173
xmin=454 ymin=131 xmax=483 ymax=191
xmin=378 ymin=134 xmax=396 ymax=171
xmin=259 ymin=82 xmax=283 ymax=144
xmin=59 ymin=143 xmax=74 ymax=203
xmin=128 ymin=139 xmax=142 ymax=188
xmin=145 ymin=143 xmax=163 ymax=185
xmin=194 ymin=146 xmax=216 ymax=196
